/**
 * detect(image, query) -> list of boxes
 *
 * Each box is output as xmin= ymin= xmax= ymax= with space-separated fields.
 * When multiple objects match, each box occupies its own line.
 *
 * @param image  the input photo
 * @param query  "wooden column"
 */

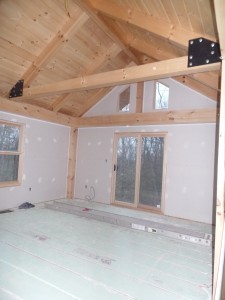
xmin=213 ymin=0 xmax=225 ymax=298
xmin=136 ymin=82 xmax=144 ymax=113
xmin=67 ymin=127 xmax=78 ymax=199
xmin=213 ymin=59 xmax=225 ymax=299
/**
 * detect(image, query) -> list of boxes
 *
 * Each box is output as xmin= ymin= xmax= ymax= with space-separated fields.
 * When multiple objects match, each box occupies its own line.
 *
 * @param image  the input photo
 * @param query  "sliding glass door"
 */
xmin=114 ymin=136 xmax=138 ymax=204
xmin=113 ymin=133 xmax=166 ymax=212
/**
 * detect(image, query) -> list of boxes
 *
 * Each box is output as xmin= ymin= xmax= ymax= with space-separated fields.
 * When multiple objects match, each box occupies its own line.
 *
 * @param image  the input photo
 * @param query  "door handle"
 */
xmin=114 ymin=164 xmax=118 ymax=171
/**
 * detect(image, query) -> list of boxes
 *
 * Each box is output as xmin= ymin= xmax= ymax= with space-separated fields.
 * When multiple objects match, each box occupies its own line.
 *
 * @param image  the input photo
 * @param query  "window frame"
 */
xmin=118 ymin=86 xmax=130 ymax=112
xmin=154 ymin=81 xmax=169 ymax=110
xmin=0 ymin=120 xmax=25 ymax=188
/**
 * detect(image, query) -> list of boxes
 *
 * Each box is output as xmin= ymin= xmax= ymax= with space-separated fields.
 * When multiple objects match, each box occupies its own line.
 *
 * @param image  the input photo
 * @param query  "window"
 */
xmin=0 ymin=120 xmax=24 ymax=187
xmin=155 ymin=81 xmax=169 ymax=109
xmin=118 ymin=87 xmax=130 ymax=112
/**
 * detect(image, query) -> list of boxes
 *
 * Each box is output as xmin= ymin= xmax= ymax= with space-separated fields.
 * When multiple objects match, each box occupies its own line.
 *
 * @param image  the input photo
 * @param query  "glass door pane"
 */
xmin=139 ymin=137 xmax=164 ymax=208
xmin=115 ymin=136 xmax=137 ymax=204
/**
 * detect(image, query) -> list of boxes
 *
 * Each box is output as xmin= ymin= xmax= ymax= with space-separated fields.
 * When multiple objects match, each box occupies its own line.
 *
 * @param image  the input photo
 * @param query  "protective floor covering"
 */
xmin=0 ymin=207 xmax=212 ymax=300
xmin=49 ymin=199 xmax=213 ymax=240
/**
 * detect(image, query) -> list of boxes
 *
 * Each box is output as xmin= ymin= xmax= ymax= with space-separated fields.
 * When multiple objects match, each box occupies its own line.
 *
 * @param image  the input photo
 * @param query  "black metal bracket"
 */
xmin=188 ymin=37 xmax=221 ymax=67
xmin=9 ymin=79 xmax=24 ymax=98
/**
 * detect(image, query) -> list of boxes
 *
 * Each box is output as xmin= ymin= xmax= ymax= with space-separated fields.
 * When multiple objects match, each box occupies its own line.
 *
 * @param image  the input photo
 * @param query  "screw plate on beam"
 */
xmin=9 ymin=79 xmax=24 ymax=98
xmin=188 ymin=37 xmax=221 ymax=67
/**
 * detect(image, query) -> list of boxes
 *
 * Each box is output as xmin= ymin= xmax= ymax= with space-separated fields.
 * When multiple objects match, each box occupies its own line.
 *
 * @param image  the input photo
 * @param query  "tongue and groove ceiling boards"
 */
xmin=0 ymin=0 xmax=221 ymax=124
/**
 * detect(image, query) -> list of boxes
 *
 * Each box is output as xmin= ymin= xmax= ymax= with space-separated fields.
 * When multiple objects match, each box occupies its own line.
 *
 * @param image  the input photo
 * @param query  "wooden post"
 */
xmin=136 ymin=82 xmax=144 ymax=113
xmin=214 ymin=59 xmax=225 ymax=299
xmin=213 ymin=0 xmax=225 ymax=298
xmin=67 ymin=127 xmax=78 ymax=199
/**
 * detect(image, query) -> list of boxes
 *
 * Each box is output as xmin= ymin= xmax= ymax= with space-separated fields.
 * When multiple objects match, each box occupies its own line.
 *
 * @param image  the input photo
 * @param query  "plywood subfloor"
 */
xmin=0 ymin=206 xmax=212 ymax=300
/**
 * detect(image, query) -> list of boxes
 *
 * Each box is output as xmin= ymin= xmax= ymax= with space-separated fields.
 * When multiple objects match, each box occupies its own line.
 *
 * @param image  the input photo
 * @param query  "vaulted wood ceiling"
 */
xmin=0 ymin=0 xmax=221 ymax=121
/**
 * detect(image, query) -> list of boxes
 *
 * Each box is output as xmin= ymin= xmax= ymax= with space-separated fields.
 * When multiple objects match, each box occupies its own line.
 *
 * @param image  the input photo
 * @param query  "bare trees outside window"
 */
xmin=155 ymin=82 xmax=169 ymax=109
xmin=113 ymin=133 xmax=166 ymax=212
xmin=0 ymin=121 xmax=24 ymax=187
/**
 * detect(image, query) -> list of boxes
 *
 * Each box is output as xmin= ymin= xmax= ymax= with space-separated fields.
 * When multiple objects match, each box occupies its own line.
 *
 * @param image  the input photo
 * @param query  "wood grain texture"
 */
xmin=19 ymin=57 xmax=220 ymax=99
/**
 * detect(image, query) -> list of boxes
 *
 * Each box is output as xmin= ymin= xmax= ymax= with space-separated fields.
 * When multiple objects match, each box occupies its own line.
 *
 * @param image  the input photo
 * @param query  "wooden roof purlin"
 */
xmin=0 ymin=0 xmax=222 ymax=123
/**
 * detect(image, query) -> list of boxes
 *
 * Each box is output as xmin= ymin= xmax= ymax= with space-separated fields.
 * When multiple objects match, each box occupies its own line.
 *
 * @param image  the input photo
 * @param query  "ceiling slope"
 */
xmin=0 ymin=0 xmax=221 ymax=122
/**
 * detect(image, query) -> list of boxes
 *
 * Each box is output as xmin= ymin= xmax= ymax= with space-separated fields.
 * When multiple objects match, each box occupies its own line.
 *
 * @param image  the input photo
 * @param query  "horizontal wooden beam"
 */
xmin=75 ymin=108 xmax=217 ymax=127
xmin=0 ymin=97 xmax=76 ymax=127
xmin=106 ymin=21 xmax=220 ymax=99
xmin=0 ymin=97 xmax=216 ymax=128
xmin=20 ymin=57 xmax=221 ymax=99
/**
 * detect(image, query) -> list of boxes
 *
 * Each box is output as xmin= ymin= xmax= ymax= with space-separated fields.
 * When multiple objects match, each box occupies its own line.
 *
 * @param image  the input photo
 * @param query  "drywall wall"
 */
xmin=75 ymin=124 xmax=216 ymax=224
xmin=0 ymin=112 xmax=70 ymax=210
xmin=75 ymin=79 xmax=216 ymax=224
xmin=85 ymin=78 xmax=215 ymax=116
xmin=85 ymin=84 xmax=137 ymax=116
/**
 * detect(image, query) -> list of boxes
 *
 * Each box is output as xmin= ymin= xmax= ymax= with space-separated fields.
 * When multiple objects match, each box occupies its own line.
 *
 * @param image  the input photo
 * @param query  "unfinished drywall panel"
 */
xmin=75 ymin=123 xmax=216 ymax=224
xmin=143 ymin=78 xmax=216 ymax=111
xmin=164 ymin=124 xmax=216 ymax=223
xmin=0 ymin=112 xmax=70 ymax=210
xmin=84 ymin=78 xmax=215 ymax=117
xmin=85 ymin=84 xmax=137 ymax=117
xmin=75 ymin=128 xmax=114 ymax=203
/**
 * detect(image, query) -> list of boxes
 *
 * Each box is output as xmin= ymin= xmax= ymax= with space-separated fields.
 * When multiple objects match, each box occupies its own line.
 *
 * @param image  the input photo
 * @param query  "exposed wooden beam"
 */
xmin=134 ymin=42 xmax=219 ymax=100
xmin=99 ymin=18 xmax=220 ymax=100
xmin=174 ymin=75 xmax=220 ymax=101
xmin=67 ymin=128 xmax=78 ymax=199
xmin=75 ymin=108 xmax=217 ymax=127
xmin=189 ymin=72 xmax=220 ymax=92
xmin=213 ymin=0 xmax=225 ymax=297
xmin=50 ymin=44 xmax=121 ymax=112
xmin=0 ymin=97 xmax=216 ymax=128
xmin=0 ymin=97 xmax=76 ymax=127
xmin=136 ymin=82 xmax=144 ymax=113
xmin=121 ymin=30 xmax=220 ymax=93
xmin=21 ymin=12 xmax=89 ymax=88
xmin=76 ymin=61 xmax=135 ymax=117
xmin=19 ymin=57 xmax=220 ymax=99
xmin=90 ymin=0 xmax=216 ymax=49
xmin=72 ymin=0 xmax=140 ymax=64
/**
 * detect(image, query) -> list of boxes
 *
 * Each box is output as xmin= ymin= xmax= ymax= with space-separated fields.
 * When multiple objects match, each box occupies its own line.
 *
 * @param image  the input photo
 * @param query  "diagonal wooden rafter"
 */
xmin=72 ymin=0 xmax=140 ymax=65
xmin=21 ymin=12 xmax=89 ymax=88
xmin=174 ymin=75 xmax=219 ymax=100
xmin=51 ymin=43 xmax=121 ymax=112
xmin=90 ymin=0 xmax=217 ymax=49
xmin=17 ymin=56 xmax=220 ymax=100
